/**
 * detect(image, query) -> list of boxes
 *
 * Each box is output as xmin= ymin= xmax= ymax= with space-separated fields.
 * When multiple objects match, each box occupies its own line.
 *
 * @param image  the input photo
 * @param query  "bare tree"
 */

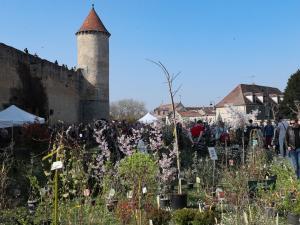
xmin=270 ymin=103 xmax=279 ymax=120
xmin=287 ymin=100 xmax=300 ymax=119
xmin=148 ymin=60 xmax=183 ymax=194
xmin=110 ymin=99 xmax=147 ymax=122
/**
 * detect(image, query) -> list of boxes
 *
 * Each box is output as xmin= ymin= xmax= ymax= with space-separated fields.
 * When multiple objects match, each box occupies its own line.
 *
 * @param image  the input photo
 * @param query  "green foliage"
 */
xmin=116 ymin=200 xmax=135 ymax=225
xmin=192 ymin=210 xmax=219 ymax=225
xmin=0 ymin=207 xmax=32 ymax=225
xmin=172 ymin=208 xmax=198 ymax=225
xmin=118 ymin=152 xmax=158 ymax=193
xmin=58 ymin=198 xmax=120 ymax=225
xmin=146 ymin=208 xmax=171 ymax=225
xmin=172 ymin=209 xmax=218 ymax=225
xmin=279 ymin=69 xmax=300 ymax=119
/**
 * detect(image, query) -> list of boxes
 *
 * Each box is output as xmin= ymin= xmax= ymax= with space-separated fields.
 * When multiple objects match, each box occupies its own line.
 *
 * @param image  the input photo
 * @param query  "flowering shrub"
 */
xmin=225 ymin=104 xmax=259 ymax=130
xmin=116 ymin=200 xmax=135 ymax=225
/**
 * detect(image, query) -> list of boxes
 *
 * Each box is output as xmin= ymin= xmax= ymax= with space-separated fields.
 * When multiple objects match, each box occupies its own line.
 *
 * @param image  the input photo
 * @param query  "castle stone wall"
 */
xmin=0 ymin=43 xmax=82 ymax=124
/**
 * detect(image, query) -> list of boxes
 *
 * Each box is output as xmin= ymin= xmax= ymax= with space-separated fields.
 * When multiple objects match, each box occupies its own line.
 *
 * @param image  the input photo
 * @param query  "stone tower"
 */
xmin=76 ymin=5 xmax=110 ymax=122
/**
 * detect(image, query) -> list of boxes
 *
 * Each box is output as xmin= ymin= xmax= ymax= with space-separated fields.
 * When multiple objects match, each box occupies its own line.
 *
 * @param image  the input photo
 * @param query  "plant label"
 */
xmin=149 ymin=220 xmax=153 ymax=225
xmin=83 ymin=189 xmax=90 ymax=197
xmin=252 ymin=139 xmax=258 ymax=146
xmin=229 ymin=159 xmax=234 ymax=166
xmin=156 ymin=195 xmax=160 ymax=209
xmin=109 ymin=189 xmax=115 ymax=198
xmin=208 ymin=147 xmax=218 ymax=160
xmin=51 ymin=161 xmax=63 ymax=171
xmin=127 ymin=191 xmax=133 ymax=199
xmin=196 ymin=177 xmax=201 ymax=184
xmin=142 ymin=187 xmax=147 ymax=194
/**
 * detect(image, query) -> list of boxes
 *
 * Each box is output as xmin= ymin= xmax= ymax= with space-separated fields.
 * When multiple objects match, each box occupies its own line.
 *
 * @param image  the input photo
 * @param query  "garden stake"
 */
xmin=42 ymin=145 xmax=63 ymax=225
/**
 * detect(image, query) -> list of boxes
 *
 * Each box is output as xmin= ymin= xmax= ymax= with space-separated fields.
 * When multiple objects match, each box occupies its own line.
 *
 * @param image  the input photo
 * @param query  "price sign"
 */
xmin=51 ymin=161 xmax=63 ymax=171
xmin=142 ymin=187 xmax=147 ymax=194
xmin=109 ymin=189 xmax=115 ymax=198
xmin=208 ymin=147 xmax=218 ymax=160
xmin=127 ymin=191 xmax=133 ymax=199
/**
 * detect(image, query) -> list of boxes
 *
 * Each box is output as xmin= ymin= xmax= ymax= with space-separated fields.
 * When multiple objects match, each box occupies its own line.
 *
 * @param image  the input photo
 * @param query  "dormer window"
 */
xmin=255 ymin=93 xmax=264 ymax=103
xmin=269 ymin=94 xmax=278 ymax=103
xmin=279 ymin=95 xmax=284 ymax=102
xmin=244 ymin=92 xmax=254 ymax=103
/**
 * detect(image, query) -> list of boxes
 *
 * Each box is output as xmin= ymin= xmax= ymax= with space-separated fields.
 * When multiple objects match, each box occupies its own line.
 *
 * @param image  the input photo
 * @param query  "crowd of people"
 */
xmin=176 ymin=116 xmax=300 ymax=179
xmin=1 ymin=115 xmax=299 ymax=179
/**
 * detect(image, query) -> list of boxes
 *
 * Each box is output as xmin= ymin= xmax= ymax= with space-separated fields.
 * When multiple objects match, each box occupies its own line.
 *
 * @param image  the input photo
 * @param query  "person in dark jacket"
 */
xmin=286 ymin=118 xmax=300 ymax=179
xmin=264 ymin=120 xmax=274 ymax=148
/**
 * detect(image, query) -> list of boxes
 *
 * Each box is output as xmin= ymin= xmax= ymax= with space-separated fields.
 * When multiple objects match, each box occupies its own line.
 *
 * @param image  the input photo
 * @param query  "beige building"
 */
xmin=215 ymin=84 xmax=283 ymax=122
xmin=153 ymin=102 xmax=185 ymax=118
xmin=154 ymin=103 xmax=216 ymax=124
xmin=0 ymin=6 xmax=110 ymax=124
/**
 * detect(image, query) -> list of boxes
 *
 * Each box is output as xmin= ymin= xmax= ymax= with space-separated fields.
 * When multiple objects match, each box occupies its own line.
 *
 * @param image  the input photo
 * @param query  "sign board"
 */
xmin=51 ymin=161 xmax=63 ymax=171
xmin=83 ymin=189 xmax=90 ymax=197
xmin=109 ymin=189 xmax=115 ymax=198
xmin=208 ymin=147 xmax=218 ymax=160
xmin=142 ymin=187 xmax=147 ymax=194
xmin=252 ymin=140 xmax=258 ymax=146
xmin=127 ymin=190 xmax=133 ymax=199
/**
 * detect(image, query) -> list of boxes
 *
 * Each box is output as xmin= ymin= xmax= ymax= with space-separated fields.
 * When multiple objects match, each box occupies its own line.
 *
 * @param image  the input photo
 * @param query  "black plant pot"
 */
xmin=287 ymin=213 xmax=300 ymax=225
xmin=170 ymin=193 xmax=187 ymax=210
xmin=27 ymin=199 xmax=38 ymax=214
xmin=248 ymin=178 xmax=276 ymax=198
xmin=159 ymin=198 xmax=170 ymax=209
xmin=106 ymin=199 xmax=118 ymax=212
xmin=187 ymin=183 xmax=194 ymax=190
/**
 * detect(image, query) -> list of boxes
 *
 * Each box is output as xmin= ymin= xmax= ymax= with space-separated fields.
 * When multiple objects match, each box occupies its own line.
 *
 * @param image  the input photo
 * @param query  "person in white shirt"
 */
xmin=277 ymin=116 xmax=289 ymax=157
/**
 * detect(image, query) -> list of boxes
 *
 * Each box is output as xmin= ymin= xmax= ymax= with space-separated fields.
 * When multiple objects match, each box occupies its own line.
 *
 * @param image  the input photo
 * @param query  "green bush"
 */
xmin=172 ymin=208 xmax=219 ymax=225
xmin=192 ymin=210 xmax=219 ymax=225
xmin=118 ymin=152 xmax=158 ymax=195
xmin=172 ymin=208 xmax=197 ymax=225
xmin=147 ymin=208 xmax=171 ymax=225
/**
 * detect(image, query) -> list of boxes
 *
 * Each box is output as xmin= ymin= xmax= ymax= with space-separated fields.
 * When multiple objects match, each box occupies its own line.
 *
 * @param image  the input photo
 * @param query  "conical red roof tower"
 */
xmin=76 ymin=5 xmax=110 ymax=36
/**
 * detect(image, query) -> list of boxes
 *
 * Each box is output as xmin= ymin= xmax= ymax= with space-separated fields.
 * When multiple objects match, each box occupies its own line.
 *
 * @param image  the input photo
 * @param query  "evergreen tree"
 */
xmin=279 ymin=70 xmax=300 ymax=119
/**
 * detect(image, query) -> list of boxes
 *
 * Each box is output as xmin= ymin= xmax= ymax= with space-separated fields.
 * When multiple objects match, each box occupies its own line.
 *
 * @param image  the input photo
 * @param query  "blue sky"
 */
xmin=1 ymin=0 xmax=300 ymax=110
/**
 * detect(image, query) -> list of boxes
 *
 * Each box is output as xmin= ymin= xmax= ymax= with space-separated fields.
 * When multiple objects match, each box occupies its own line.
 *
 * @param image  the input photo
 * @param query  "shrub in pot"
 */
xmin=172 ymin=208 xmax=198 ymax=225
xmin=146 ymin=208 xmax=171 ymax=225
xmin=116 ymin=200 xmax=135 ymax=225
xmin=287 ymin=197 xmax=300 ymax=225
xmin=192 ymin=210 xmax=219 ymax=225
xmin=170 ymin=193 xmax=188 ymax=210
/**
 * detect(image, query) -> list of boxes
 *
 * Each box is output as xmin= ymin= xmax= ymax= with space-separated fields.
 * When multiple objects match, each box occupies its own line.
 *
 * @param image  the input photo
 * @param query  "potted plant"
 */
xmin=150 ymin=61 xmax=187 ymax=209
xmin=183 ymin=168 xmax=195 ymax=190
xmin=172 ymin=208 xmax=198 ymax=225
xmin=118 ymin=152 xmax=159 ymax=225
xmin=158 ymin=151 xmax=177 ymax=209
xmin=287 ymin=196 xmax=300 ymax=225
xmin=146 ymin=208 xmax=171 ymax=225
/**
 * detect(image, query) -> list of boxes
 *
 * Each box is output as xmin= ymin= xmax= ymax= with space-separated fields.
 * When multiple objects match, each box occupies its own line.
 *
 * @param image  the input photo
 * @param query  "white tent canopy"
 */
xmin=0 ymin=105 xmax=45 ymax=128
xmin=138 ymin=112 xmax=158 ymax=124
